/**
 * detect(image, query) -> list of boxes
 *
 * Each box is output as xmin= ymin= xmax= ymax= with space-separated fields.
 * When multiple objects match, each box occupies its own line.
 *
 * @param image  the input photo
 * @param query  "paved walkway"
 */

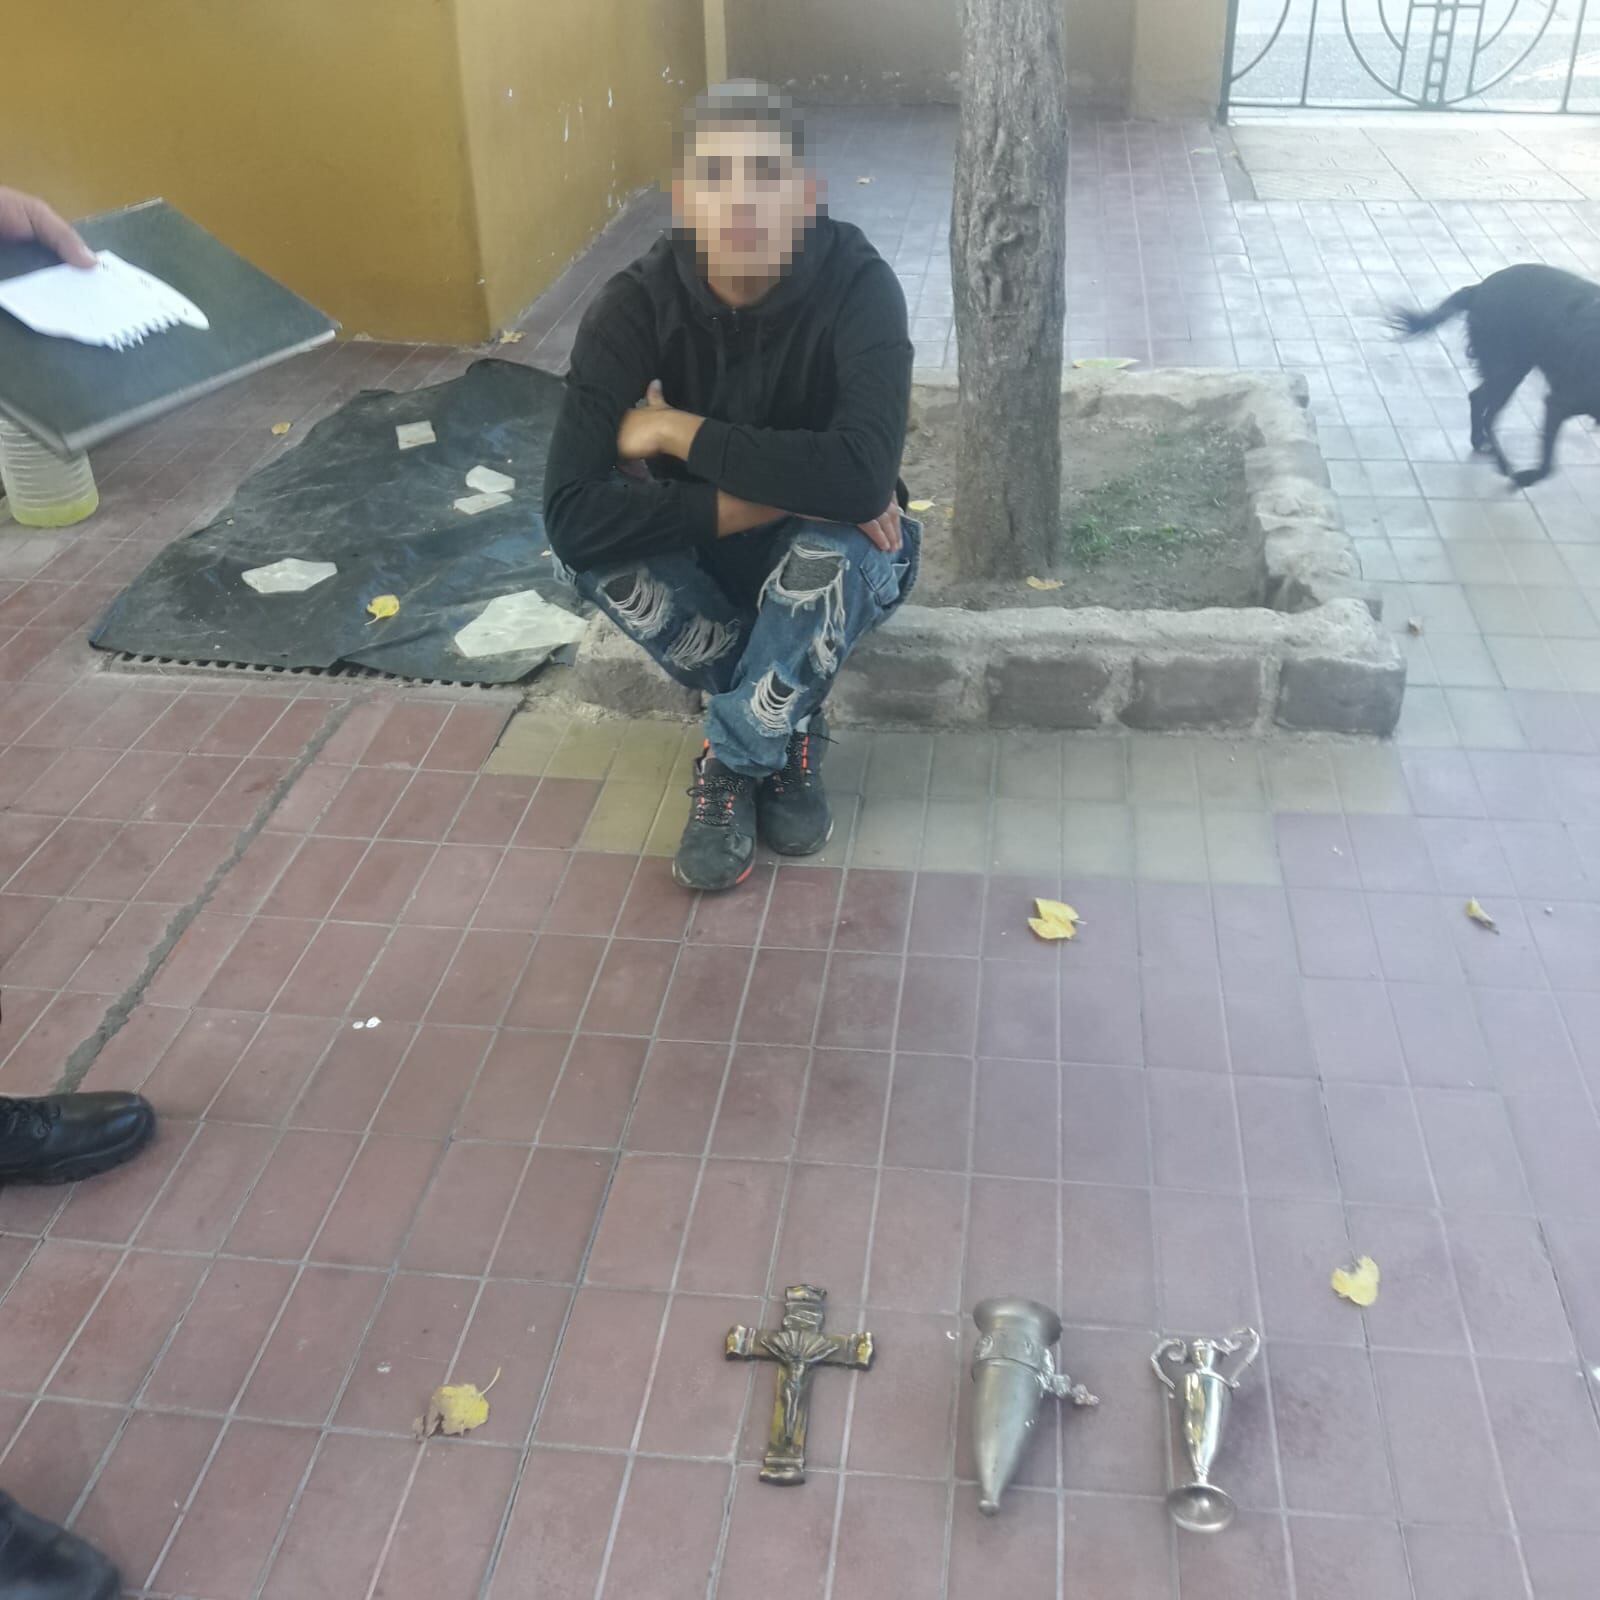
xmin=1 ymin=109 xmax=1598 ymax=1600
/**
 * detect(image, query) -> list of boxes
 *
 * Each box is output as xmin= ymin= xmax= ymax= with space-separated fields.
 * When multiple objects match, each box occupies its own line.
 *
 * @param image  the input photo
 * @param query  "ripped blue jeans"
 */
xmin=568 ymin=516 xmax=920 ymax=776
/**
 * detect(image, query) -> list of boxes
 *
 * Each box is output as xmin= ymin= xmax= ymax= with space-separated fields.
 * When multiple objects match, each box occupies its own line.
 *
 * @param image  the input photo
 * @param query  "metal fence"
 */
xmin=1222 ymin=0 xmax=1600 ymax=116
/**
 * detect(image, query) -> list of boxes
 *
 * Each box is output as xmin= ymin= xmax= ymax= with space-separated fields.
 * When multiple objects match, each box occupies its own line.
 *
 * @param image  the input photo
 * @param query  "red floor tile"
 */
xmin=447 ymin=774 xmax=536 ymax=846
xmin=0 ymin=1237 xmax=122 ymax=1392
xmin=536 ymin=1286 xmax=665 ymax=1448
xmin=0 ymin=1399 xmax=124 ymax=1527
xmin=491 ymin=1146 xmax=610 ymax=1282
xmin=6 ymin=816 xmax=118 ymax=897
xmin=503 ymin=934 xmax=604 ymax=1031
xmin=225 ymin=1127 xmax=361 ymax=1258
xmin=260 ymin=1432 xmax=417 ymax=1600
xmin=328 ymin=837 xmax=433 ymax=922
xmin=153 ymin=1420 xmax=319 ymax=1600
xmin=0 ymin=991 xmax=109 ymax=1094
xmin=453 ymin=1279 xmax=570 ymax=1448
xmin=71 ymin=1409 xmax=222 ymax=1591
xmin=373 ymin=1023 xmax=492 ymax=1138
xmin=136 ymin=1120 xmax=276 ymax=1251
xmin=208 ymin=1012 xmax=339 ymax=1125
xmin=362 ymin=701 xmax=451 ymax=769
xmin=677 ymin=1158 xmax=786 ymax=1296
xmin=402 ymin=1139 xmax=526 ymax=1273
xmin=833 ymin=1474 xmax=948 ymax=1600
xmin=711 ymin=1042 xmax=807 ymax=1159
xmin=545 ymin=850 xmax=636 ymax=935
xmin=291 ymin=1018 xmax=412 ymax=1130
xmin=427 ymin=929 xmax=533 ymax=1026
xmin=241 ymin=1263 xmax=386 ymax=1423
xmin=487 ymin=1447 xmax=624 ymax=1600
xmin=599 ymin=1456 xmax=729 ymax=1600
xmin=426 ymin=702 xmax=512 ymax=771
xmin=142 ymin=1257 xmax=294 ymax=1412
xmin=626 ymin=1039 xmax=725 ymax=1155
xmin=48 ymin=1248 xmax=204 ymax=1402
xmin=454 ymin=1029 xmax=566 ymax=1141
xmin=195 ymin=915 xmax=316 ymax=1012
xmin=402 ymin=841 xmax=501 ymax=925
xmin=310 ymin=1135 xmax=443 ymax=1267
xmin=584 ymin=1152 xmax=698 ymax=1290
xmin=514 ymin=777 xmax=600 ymax=849
xmin=381 ymin=770 xmax=474 ymax=842
xmin=539 ymin=1033 xmax=647 ymax=1147
xmin=138 ymin=912 xmax=245 ymax=1011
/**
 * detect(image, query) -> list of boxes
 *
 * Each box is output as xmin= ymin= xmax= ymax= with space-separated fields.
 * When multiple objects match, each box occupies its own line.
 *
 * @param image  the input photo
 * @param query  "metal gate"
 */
xmin=1222 ymin=0 xmax=1600 ymax=115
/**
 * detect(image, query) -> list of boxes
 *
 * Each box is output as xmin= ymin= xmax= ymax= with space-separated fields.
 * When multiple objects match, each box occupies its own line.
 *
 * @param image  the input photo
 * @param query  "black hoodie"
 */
xmin=542 ymin=213 xmax=913 ymax=572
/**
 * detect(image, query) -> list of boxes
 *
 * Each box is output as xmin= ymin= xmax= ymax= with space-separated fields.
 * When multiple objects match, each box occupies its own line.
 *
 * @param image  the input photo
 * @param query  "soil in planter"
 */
xmin=901 ymin=402 xmax=1256 ymax=611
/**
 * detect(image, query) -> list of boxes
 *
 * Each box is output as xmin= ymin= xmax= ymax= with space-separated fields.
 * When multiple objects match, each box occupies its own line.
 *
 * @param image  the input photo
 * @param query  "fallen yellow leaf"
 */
xmin=1465 ymin=898 xmax=1500 ymax=933
xmin=1331 ymin=1256 xmax=1381 ymax=1308
xmin=414 ymin=1368 xmax=500 ymax=1440
xmin=907 ymin=499 xmax=935 ymax=513
xmin=1028 ymin=897 xmax=1081 ymax=941
xmin=497 ymin=329 xmax=526 ymax=344
xmin=367 ymin=594 xmax=400 ymax=622
xmin=270 ymin=422 xmax=292 ymax=436
xmin=1026 ymin=576 xmax=1065 ymax=591
xmin=1072 ymin=357 xmax=1139 ymax=370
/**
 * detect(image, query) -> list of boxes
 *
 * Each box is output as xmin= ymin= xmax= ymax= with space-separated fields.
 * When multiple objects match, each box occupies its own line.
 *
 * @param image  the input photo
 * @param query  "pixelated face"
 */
xmin=674 ymin=124 xmax=816 ymax=285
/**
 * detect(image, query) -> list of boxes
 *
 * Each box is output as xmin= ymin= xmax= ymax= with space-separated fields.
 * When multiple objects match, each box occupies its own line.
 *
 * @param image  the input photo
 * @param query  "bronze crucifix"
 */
xmin=725 ymin=1284 xmax=874 ymax=1484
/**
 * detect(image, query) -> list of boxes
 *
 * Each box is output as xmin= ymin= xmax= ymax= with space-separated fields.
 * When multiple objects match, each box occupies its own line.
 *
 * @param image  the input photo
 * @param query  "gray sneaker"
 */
xmin=674 ymin=750 xmax=758 ymax=892
xmin=758 ymin=716 xmax=833 ymax=857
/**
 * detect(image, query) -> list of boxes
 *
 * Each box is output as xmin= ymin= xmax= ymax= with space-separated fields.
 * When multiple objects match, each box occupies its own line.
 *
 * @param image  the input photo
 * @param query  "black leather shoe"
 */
xmin=0 ymin=1493 xmax=119 ymax=1600
xmin=757 ymin=715 xmax=833 ymax=857
xmin=0 ymin=1092 xmax=155 ymax=1187
xmin=674 ymin=750 xmax=758 ymax=892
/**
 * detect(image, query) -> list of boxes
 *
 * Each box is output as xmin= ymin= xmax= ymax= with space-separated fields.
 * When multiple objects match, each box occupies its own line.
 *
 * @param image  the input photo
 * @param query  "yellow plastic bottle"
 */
xmin=0 ymin=418 xmax=99 ymax=528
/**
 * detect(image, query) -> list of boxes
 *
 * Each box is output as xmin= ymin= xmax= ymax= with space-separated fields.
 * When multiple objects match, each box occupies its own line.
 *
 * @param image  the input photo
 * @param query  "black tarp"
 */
xmin=91 ymin=359 xmax=587 ymax=684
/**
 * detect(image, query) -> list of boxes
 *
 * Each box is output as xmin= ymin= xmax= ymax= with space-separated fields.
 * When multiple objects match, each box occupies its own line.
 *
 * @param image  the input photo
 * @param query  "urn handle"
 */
xmin=1150 ymin=1336 xmax=1187 ymax=1391
xmin=1215 ymin=1327 xmax=1262 ymax=1387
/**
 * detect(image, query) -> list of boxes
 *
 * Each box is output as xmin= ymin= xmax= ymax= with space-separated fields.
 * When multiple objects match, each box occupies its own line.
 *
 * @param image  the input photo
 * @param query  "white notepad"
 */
xmin=0 ymin=249 xmax=209 ymax=351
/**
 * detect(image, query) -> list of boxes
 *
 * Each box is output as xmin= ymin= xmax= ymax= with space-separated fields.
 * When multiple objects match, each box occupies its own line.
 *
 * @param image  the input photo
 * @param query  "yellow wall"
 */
xmin=1066 ymin=0 xmax=1136 ymax=112
xmin=1131 ymin=0 xmax=1229 ymax=118
xmin=0 ymin=0 xmax=704 ymax=343
xmin=455 ymin=0 xmax=706 ymax=333
xmin=727 ymin=0 xmax=962 ymax=103
xmin=0 ymin=0 xmax=485 ymax=342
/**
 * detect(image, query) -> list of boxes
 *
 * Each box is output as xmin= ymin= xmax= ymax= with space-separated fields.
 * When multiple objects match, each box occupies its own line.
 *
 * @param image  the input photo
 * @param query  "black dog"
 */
xmin=1389 ymin=262 xmax=1600 ymax=489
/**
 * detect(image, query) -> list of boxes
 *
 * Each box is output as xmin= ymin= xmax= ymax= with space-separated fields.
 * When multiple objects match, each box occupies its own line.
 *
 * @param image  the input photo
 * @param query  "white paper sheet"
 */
xmin=241 ymin=558 xmax=338 ymax=595
xmin=453 ymin=590 xmax=588 ymax=659
xmin=465 ymin=464 xmax=515 ymax=495
xmin=0 ymin=250 xmax=209 ymax=350
xmin=453 ymin=490 xmax=512 ymax=516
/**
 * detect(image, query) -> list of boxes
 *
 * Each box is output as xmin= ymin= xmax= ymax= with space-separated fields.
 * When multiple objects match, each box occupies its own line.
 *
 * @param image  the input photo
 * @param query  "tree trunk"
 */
xmin=950 ymin=0 xmax=1069 ymax=579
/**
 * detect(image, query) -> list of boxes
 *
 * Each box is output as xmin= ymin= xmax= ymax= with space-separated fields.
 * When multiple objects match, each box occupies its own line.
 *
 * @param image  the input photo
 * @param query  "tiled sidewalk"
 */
xmin=0 ymin=108 xmax=1598 ymax=1600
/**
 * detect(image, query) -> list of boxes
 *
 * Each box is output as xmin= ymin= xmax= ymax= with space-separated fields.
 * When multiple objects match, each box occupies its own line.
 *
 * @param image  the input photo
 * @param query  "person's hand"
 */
xmin=616 ymin=379 xmax=673 ymax=461
xmin=0 ymin=187 xmax=95 ymax=268
xmin=855 ymin=496 xmax=903 ymax=554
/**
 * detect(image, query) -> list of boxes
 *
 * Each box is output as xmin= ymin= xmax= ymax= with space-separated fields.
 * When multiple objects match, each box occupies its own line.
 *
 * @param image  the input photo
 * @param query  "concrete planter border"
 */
xmin=572 ymin=368 xmax=1406 ymax=737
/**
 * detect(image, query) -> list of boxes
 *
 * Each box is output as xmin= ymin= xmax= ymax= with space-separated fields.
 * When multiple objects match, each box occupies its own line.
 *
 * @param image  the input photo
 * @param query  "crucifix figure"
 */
xmin=725 ymin=1284 xmax=874 ymax=1484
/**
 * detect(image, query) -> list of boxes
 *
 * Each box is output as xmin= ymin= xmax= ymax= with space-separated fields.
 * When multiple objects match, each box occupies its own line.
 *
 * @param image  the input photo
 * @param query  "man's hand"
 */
xmin=0 ymin=187 xmax=95 ymax=268
xmin=854 ymin=497 xmax=903 ymax=554
xmin=617 ymin=379 xmax=702 ymax=464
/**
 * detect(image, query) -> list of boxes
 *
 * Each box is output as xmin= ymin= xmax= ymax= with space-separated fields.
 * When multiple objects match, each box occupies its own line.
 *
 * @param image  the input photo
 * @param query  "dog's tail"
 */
xmin=1387 ymin=285 xmax=1476 ymax=339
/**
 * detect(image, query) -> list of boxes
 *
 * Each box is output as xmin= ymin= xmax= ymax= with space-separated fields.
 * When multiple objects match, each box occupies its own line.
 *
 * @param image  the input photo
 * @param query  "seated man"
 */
xmin=543 ymin=81 xmax=917 ymax=892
